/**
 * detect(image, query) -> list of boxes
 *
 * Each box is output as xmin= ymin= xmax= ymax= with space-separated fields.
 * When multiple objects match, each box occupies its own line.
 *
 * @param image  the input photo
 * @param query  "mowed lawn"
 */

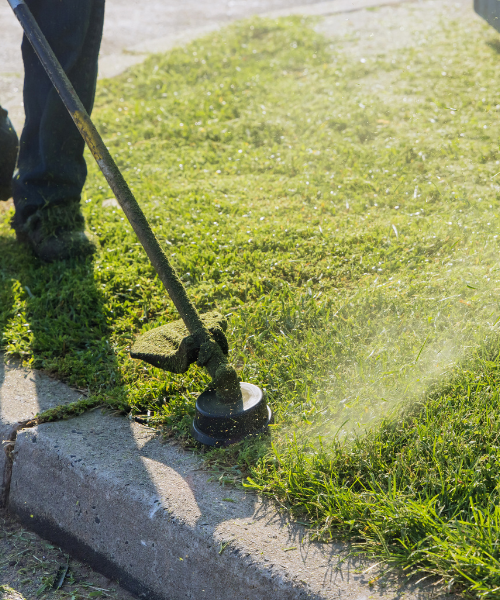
xmin=2 ymin=10 xmax=500 ymax=596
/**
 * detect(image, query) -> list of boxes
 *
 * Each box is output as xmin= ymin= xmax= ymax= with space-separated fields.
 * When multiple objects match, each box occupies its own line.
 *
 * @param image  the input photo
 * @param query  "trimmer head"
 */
xmin=131 ymin=311 xmax=272 ymax=446
xmin=192 ymin=382 xmax=272 ymax=447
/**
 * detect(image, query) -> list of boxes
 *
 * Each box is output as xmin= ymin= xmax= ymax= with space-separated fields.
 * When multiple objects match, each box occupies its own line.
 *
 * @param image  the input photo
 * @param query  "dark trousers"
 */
xmin=0 ymin=108 xmax=18 ymax=200
xmin=9 ymin=0 xmax=105 ymax=226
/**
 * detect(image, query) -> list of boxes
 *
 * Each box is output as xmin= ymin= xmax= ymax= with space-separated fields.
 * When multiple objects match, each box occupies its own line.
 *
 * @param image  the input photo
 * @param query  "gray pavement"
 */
xmin=0 ymin=0 xmax=355 ymax=132
xmin=0 ymin=0 xmax=425 ymax=132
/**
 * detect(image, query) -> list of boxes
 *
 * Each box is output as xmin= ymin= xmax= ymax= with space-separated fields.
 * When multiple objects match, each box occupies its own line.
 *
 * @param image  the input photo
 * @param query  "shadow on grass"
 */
xmin=486 ymin=38 xmax=500 ymax=54
xmin=0 ymin=218 xmax=125 ymax=410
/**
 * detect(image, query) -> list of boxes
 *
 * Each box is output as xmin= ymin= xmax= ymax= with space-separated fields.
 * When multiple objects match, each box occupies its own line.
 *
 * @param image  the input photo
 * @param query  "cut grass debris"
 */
xmin=0 ymin=510 xmax=136 ymax=599
xmin=2 ymin=7 xmax=500 ymax=596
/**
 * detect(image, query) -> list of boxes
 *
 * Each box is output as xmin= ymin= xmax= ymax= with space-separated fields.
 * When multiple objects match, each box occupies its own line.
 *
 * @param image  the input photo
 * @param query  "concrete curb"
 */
xmin=3 ymin=406 xmax=452 ymax=600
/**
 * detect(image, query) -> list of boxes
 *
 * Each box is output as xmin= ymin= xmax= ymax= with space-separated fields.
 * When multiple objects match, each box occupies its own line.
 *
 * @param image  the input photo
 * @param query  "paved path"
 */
xmin=0 ymin=0 xmax=425 ymax=131
xmin=0 ymin=0 xmax=341 ymax=132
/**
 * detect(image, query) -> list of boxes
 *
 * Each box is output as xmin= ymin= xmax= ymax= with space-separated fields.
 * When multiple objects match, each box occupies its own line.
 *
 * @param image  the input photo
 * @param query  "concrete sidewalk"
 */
xmin=0 ymin=0 xmax=371 ymax=132
xmin=0 ymin=0 xmax=422 ymax=132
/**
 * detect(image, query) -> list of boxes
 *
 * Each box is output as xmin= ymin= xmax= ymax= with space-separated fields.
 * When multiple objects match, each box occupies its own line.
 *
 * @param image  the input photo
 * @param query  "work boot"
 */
xmin=0 ymin=107 xmax=19 ymax=201
xmin=12 ymin=201 xmax=97 ymax=262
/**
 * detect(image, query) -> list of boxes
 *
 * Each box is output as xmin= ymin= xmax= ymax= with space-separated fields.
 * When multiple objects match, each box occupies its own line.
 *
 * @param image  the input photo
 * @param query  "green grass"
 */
xmin=2 ymin=10 xmax=500 ymax=596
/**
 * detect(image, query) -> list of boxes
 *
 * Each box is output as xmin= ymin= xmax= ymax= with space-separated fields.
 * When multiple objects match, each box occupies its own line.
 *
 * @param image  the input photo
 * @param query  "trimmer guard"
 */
xmin=130 ymin=311 xmax=229 ymax=374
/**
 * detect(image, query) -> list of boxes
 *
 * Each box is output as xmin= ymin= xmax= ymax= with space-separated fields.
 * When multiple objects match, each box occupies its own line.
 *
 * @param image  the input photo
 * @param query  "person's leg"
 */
xmin=0 ymin=107 xmax=19 ymax=201
xmin=12 ymin=0 xmax=105 ymax=261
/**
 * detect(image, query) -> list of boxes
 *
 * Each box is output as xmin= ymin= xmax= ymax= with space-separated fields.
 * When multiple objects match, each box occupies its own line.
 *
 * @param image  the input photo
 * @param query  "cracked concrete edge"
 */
xmin=4 ymin=410 xmax=455 ymax=600
xmin=1 ymin=421 xmax=28 ymax=509
xmin=0 ymin=357 xmax=83 ymax=508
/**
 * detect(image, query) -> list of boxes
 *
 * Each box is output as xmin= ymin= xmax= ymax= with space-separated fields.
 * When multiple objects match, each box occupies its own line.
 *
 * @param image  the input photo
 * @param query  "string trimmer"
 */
xmin=7 ymin=0 xmax=272 ymax=446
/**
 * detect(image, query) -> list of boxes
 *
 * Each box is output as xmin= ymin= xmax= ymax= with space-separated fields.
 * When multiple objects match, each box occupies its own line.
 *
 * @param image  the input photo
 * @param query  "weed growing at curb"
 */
xmin=2 ymin=12 xmax=500 ymax=596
